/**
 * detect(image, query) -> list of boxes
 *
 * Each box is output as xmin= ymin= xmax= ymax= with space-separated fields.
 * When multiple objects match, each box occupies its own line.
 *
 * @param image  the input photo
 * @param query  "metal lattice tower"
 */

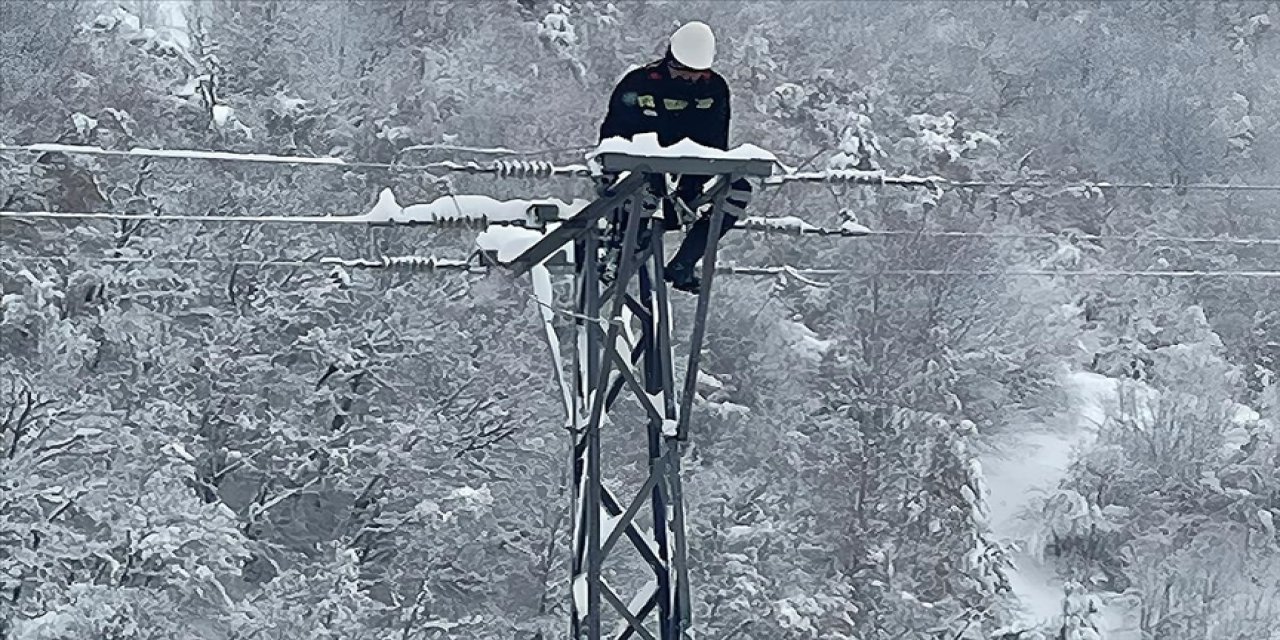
xmin=511 ymin=153 xmax=772 ymax=640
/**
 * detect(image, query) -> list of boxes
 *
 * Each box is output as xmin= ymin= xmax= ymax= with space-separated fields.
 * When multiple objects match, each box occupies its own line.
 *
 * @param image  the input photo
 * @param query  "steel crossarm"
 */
xmin=511 ymin=171 xmax=649 ymax=275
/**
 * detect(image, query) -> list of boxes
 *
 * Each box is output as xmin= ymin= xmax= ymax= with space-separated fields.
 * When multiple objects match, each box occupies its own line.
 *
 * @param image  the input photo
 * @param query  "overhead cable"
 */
xmin=8 ymin=143 xmax=1280 ymax=193
xmin=0 ymin=210 xmax=534 ymax=228
xmin=763 ymin=168 xmax=1280 ymax=192
xmin=13 ymin=254 xmax=1280 ymax=279
xmin=736 ymin=217 xmax=1280 ymax=247
xmin=8 ymin=210 xmax=1280 ymax=248
xmin=0 ymin=144 xmax=592 ymax=178
xmin=398 ymin=143 xmax=594 ymax=157
xmin=717 ymin=265 xmax=1280 ymax=279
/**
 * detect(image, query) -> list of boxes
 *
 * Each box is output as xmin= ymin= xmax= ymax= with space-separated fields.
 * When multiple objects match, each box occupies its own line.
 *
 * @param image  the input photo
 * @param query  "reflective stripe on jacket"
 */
xmin=598 ymin=60 xmax=731 ymax=150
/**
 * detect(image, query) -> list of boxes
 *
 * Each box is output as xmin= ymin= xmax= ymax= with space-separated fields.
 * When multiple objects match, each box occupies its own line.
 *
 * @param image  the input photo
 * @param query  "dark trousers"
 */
xmin=662 ymin=175 xmax=753 ymax=274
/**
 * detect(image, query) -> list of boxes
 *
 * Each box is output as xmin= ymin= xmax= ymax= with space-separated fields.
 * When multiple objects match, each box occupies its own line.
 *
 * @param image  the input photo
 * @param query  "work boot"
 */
xmin=664 ymin=263 xmax=700 ymax=294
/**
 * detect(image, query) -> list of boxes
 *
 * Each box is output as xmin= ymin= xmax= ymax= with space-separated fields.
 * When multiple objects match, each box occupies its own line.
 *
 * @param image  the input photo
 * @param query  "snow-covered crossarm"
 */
xmin=594 ymin=133 xmax=777 ymax=162
xmin=357 ymin=188 xmax=589 ymax=228
xmin=592 ymin=133 xmax=776 ymax=177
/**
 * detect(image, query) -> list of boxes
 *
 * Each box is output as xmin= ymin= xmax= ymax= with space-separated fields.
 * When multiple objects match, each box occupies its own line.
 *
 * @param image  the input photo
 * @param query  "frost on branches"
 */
xmin=1057 ymin=581 xmax=1105 ymax=640
xmin=6 ymin=3 xmax=1280 ymax=640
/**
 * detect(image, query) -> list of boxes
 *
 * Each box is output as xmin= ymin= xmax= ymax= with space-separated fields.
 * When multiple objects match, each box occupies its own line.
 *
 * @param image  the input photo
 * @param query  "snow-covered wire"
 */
xmin=15 ymin=255 xmax=320 ymax=268
xmin=12 ymin=254 xmax=629 ymax=324
xmin=318 ymin=255 xmax=480 ymax=271
xmin=0 ymin=144 xmax=593 ymax=178
xmin=736 ymin=217 xmax=1280 ymax=247
xmin=855 ymin=229 xmax=1280 ymax=247
xmin=717 ymin=265 xmax=1280 ymax=279
xmin=763 ymin=167 xmax=1280 ymax=193
xmin=398 ymin=143 xmax=594 ymax=157
xmin=947 ymin=178 xmax=1280 ymax=193
xmin=764 ymin=169 xmax=943 ymax=189
xmin=2 ymin=210 xmax=384 ymax=225
xmin=8 ymin=210 xmax=1280 ymax=248
xmin=471 ymin=248 xmax=619 ymax=326
xmin=10 ymin=142 xmax=1280 ymax=193
xmin=517 ymin=288 xmax=621 ymax=327
xmin=14 ymin=255 xmax=1280 ymax=279
xmin=1 ymin=143 xmax=349 ymax=166
xmin=0 ymin=210 xmax=543 ymax=228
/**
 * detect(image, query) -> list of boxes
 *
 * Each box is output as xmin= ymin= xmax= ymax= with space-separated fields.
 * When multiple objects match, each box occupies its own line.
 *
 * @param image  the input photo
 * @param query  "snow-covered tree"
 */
xmin=5 ymin=1 xmax=1280 ymax=637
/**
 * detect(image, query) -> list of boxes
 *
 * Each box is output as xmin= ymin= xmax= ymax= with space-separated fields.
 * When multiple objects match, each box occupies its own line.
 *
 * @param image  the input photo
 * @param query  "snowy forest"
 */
xmin=2 ymin=1 xmax=1279 ymax=638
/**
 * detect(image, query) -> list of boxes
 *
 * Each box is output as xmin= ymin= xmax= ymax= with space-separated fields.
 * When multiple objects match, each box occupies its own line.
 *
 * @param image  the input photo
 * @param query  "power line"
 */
xmin=738 ymin=217 xmax=1280 ymax=247
xmin=717 ymin=264 xmax=1280 ymax=279
xmin=1 ymin=142 xmax=797 ymax=178
xmin=398 ymin=143 xmax=594 ymax=157
xmin=13 ymin=255 xmax=321 ymax=269
xmin=13 ymin=254 xmax=1280 ymax=279
xmin=0 ymin=144 xmax=593 ymax=179
xmin=951 ymin=179 xmax=1280 ymax=193
xmin=1 ymin=143 xmax=350 ymax=166
xmin=9 ymin=142 xmax=1280 ymax=193
xmin=0 ymin=210 xmax=524 ymax=228
xmin=763 ymin=168 xmax=1280 ymax=193
xmin=2 ymin=210 xmax=383 ymax=225
xmin=320 ymin=255 xmax=482 ymax=271
xmin=8 ymin=254 xmax=483 ymax=271
xmin=8 ymin=209 xmax=1280 ymax=248
xmin=856 ymin=229 xmax=1280 ymax=247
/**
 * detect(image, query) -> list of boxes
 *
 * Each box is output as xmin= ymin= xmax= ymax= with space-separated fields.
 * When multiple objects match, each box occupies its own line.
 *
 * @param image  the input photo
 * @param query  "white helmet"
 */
xmin=669 ymin=21 xmax=716 ymax=70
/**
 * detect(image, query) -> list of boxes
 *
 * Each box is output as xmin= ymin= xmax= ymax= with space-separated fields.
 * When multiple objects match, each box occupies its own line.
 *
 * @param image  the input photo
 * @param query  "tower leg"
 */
xmin=571 ymin=229 xmax=602 ymax=639
xmin=676 ymin=177 xmax=734 ymax=439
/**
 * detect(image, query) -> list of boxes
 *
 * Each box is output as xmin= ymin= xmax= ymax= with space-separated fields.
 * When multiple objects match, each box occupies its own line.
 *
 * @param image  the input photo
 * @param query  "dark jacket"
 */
xmin=598 ymin=59 xmax=731 ymax=150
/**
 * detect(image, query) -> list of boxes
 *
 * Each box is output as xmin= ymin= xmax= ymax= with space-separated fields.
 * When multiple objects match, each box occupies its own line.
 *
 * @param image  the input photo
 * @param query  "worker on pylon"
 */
xmin=596 ymin=21 xmax=754 ymax=294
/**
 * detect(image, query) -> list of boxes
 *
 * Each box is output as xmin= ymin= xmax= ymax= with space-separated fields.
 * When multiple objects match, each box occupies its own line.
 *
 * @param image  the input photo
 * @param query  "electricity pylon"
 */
xmin=511 ymin=152 xmax=771 ymax=640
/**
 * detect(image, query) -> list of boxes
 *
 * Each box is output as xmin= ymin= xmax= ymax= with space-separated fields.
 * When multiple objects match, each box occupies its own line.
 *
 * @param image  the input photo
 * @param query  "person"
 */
xmin=596 ymin=21 xmax=753 ymax=294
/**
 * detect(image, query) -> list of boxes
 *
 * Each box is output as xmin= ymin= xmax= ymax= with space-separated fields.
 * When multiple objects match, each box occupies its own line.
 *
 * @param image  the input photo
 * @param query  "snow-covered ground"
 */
xmin=982 ymin=371 xmax=1141 ymax=638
